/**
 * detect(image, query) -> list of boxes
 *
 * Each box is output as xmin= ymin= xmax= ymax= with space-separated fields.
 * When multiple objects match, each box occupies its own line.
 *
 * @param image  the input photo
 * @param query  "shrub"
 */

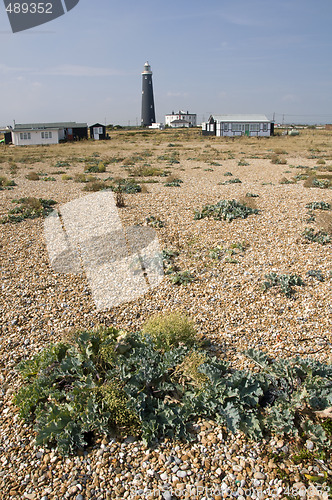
xmin=317 ymin=159 xmax=326 ymax=165
xmin=270 ymin=154 xmax=287 ymax=165
xmin=194 ymin=199 xmax=259 ymax=222
xmin=224 ymin=171 xmax=233 ymax=176
xmin=164 ymin=176 xmax=183 ymax=187
xmin=1 ymin=198 xmax=57 ymax=224
xmin=274 ymin=148 xmax=288 ymax=155
xmin=111 ymin=179 xmax=141 ymax=194
xmin=279 ymin=177 xmax=296 ymax=185
xmin=238 ymin=160 xmax=249 ymax=166
xmin=262 ymin=273 xmax=304 ymax=297
xmin=85 ymin=162 xmax=106 ymax=173
xmin=304 ymin=176 xmax=331 ymax=189
xmin=0 ymin=176 xmax=16 ymax=189
xmin=83 ymin=181 xmax=107 ymax=192
xmin=141 ymin=311 xmax=197 ymax=350
xmin=26 ymin=172 xmax=40 ymax=181
xmin=61 ymin=174 xmax=73 ymax=181
xmin=131 ymin=166 xmax=163 ymax=177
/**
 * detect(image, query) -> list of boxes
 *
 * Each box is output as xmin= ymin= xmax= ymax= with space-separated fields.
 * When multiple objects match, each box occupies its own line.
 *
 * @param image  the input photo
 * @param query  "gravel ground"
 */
xmin=0 ymin=130 xmax=331 ymax=499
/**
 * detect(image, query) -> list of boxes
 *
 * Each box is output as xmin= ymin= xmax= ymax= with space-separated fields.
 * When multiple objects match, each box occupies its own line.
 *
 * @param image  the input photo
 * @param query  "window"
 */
xmin=224 ymin=123 xmax=229 ymax=132
xmin=41 ymin=131 xmax=52 ymax=139
xmin=20 ymin=132 xmax=31 ymax=140
xmin=263 ymin=123 xmax=268 ymax=132
xmin=231 ymin=123 xmax=245 ymax=132
xmin=250 ymin=123 xmax=260 ymax=132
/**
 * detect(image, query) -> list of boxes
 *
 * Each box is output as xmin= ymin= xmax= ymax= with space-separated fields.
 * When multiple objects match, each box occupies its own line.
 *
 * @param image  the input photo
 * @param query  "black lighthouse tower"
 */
xmin=141 ymin=61 xmax=156 ymax=127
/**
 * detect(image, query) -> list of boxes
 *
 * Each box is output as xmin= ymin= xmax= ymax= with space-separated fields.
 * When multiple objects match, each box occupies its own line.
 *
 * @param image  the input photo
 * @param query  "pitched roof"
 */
xmin=211 ymin=114 xmax=270 ymax=123
xmin=13 ymin=122 xmax=88 ymax=131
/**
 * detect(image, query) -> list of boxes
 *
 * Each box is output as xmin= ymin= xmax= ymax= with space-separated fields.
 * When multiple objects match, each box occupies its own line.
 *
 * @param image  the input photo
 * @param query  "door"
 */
xmin=245 ymin=124 xmax=250 ymax=136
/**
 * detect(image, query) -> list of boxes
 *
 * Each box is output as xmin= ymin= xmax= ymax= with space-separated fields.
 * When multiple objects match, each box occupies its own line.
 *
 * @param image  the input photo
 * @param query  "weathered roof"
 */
xmin=13 ymin=122 xmax=88 ymax=131
xmin=211 ymin=114 xmax=270 ymax=123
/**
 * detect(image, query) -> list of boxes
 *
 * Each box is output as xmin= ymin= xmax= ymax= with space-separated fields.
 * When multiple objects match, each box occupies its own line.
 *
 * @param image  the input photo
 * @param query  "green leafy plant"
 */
xmin=245 ymin=193 xmax=259 ymax=198
xmin=219 ymin=178 xmax=242 ymax=185
xmin=306 ymin=270 xmax=324 ymax=282
xmin=145 ymin=215 xmax=165 ymax=228
xmin=164 ymin=177 xmax=183 ymax=187
xmin=194 ymin=199 xmax=259 ymax=222
xmin=262 ymin=273 xmax=304 ymax=297
xmin=141 ymin=312 xmax=197 ymax=350
xmin=302 ymin=228 xmax=331 ymax=245
xmin=13 ymin=319 xmax=332 ymax=455
xmin=305 ymin=202 xmax=330 ymax=210
xmin=111 ymin=179 xmax=141 ymax=194
xmin=170 ymin=271 xmax=194 ymax=285
xmin=85 ymin=162 xmax=106 ymax=173
xmin=1 ymin=197 xmax=57 ymax=224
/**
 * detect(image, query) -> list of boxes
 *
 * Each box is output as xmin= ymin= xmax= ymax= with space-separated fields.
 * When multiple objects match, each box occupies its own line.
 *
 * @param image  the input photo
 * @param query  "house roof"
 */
xmin=170 ymin=119 xmax=191 ymax=124
xmin=13 ymin=122 xmax=88 ymax=131
xmin=211 ymin=114 xmax=270 ymax=123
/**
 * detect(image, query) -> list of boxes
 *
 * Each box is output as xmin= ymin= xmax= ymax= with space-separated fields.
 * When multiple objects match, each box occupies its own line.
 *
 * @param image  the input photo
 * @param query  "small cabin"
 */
xmin=90 ymin=123 xmax=107 ymax=140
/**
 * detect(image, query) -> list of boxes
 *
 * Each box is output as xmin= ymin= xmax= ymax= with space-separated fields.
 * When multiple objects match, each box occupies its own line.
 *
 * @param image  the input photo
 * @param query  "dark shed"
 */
xmin=90 ymin=123 xmax=107 ymax=140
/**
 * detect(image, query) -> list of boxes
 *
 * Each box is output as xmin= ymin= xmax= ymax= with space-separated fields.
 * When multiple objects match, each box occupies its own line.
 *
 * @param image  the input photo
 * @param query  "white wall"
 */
xmin=165 ymin=114 xmax=197 ymax=127
xmin=215 ymin=122 xmax=271 ymax=137
xmin=12 ymin=129 xmax=59 ymax=146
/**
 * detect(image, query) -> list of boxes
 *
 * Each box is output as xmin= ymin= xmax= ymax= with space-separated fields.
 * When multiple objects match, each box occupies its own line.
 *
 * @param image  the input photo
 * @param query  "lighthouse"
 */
xmin=141 ymin=61 xmax=156 ymax=127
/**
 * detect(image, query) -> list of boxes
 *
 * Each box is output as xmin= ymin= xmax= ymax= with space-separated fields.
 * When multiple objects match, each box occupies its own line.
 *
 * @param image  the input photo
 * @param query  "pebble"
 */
xmin=0 ymin=134 xmax=331 ymax=500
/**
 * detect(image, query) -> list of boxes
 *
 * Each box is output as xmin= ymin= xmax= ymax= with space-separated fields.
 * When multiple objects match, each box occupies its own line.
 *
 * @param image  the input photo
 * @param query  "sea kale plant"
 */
xmin=1 ymin=197 xmax=57 ymax=224
xmin=262 ymin=273 xmax=304 ymax=297
xmin=302 ymin=228 xmax=331 ymax=245
xmin=194 ymin=199 xmax=259 ymax=222
xmin=13 ymin=314 xmax=332 ymax=455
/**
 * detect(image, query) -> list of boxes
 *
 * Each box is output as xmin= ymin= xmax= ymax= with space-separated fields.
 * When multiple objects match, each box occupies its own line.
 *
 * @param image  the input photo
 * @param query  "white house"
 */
xmin=148 ymin=123 xmax=165 ymax=130
xmin=165 ymin=111 xmax=197 ymax=128
xmin=202 ymin=114 xmax=274 ymax=137
xmin=11 ymin=122 xmax=88 ymax=146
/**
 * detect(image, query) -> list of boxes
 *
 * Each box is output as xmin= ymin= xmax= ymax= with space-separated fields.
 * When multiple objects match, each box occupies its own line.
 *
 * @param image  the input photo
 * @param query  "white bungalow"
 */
xmin=11 ymin=122 xmax=88 ymax=146
xmin=202 ymin=114 xmax=274 ymax=137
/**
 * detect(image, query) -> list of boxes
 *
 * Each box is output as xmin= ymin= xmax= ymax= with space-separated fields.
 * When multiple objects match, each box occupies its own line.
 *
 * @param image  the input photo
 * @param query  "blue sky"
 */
xmin=0 ymin=0 xmax=331 ymax=126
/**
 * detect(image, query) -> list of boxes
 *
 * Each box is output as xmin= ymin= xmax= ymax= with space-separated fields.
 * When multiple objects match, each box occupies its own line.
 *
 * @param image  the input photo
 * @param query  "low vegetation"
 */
xmin=1 ymin=197 xmax=57 ymax=224
xmin=194 ymin=199 xmax=259 ymax=222
xmin=13 ymin=314 xmax=332 ymax=455
xmin=262 ymin=273 xmax=305 ymax=297
xmin=302 ymin=228 xmax=331 ymax=245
